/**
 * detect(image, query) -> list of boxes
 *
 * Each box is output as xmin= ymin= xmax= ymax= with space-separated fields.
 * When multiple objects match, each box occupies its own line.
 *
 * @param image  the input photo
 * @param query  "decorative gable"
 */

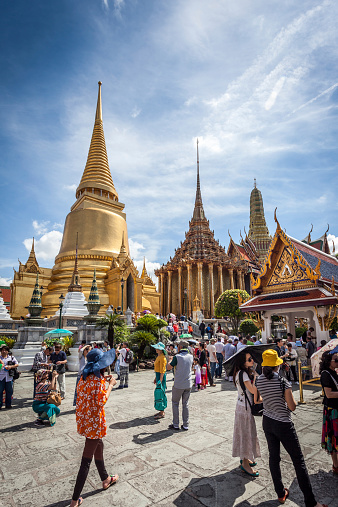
xmin=251 ymin=213 xmax=321 ymax=294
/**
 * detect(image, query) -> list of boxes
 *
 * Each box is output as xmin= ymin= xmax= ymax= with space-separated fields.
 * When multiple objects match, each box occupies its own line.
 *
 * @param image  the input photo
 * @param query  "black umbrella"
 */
xmin=223 ymin=344 xmax=275 ymax=375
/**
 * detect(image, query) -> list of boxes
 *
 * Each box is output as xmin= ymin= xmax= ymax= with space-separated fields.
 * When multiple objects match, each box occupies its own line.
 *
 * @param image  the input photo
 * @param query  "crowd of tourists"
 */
xmin=1 ymin=319 xmax=337 ymax=507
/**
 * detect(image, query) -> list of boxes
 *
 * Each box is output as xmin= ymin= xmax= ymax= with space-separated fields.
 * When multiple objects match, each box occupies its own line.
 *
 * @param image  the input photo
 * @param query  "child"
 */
xmin=194 ymin=357 xmax=202 ymax=390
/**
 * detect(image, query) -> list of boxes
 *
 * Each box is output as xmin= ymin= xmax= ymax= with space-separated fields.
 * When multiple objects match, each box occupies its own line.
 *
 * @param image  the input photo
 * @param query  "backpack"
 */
xmin=124 ymin=348 xmax=134 ymax=364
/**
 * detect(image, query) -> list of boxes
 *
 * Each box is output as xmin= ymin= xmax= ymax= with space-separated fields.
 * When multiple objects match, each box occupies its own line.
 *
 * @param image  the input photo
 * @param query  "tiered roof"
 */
xmin=302 ymin=224 xmax=331 ymax=255
xmin=157 ymin=142 xmax=245 ymax=271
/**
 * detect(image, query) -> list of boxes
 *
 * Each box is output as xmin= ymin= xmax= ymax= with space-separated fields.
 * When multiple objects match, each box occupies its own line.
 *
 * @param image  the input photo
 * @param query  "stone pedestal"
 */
xmin=13 ymin=326 xmax=49 ymax=371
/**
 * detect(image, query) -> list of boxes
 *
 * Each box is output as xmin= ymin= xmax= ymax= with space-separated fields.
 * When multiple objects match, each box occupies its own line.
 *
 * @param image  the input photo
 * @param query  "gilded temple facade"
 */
xmin=155 ymin=142 xmax=247 ymax=318
xmin=10 ymin=239 xmax=52 ymax=320
xmin=11 ymin=82 xmax=160 ymax=317
xmin=247 ymin=180 xmax=271 ymax=263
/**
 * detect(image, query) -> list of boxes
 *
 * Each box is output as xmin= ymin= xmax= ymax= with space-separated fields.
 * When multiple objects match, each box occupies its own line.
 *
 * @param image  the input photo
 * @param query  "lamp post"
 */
xmin=59 ymin=294 xmax=65 ymax=329
xmin=121 ymin=278 xmax=125 ymax=314
xmin=184 ymin=287 xmax=188 ymax=318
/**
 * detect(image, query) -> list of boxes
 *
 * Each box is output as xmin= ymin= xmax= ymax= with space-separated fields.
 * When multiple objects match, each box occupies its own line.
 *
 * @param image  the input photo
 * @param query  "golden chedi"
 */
xmin=39 ymin=82 xmax=159 ymax=317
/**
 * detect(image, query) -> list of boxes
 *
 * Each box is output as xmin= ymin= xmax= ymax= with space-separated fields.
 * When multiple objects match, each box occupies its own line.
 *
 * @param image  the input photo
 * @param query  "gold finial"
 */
xmin=274 ymin=207 xmax=281 ymax=231
xmin=95 ymin=81 xmax=103 ymax=122
xmin=228 ymin=229 xmax=232 ymax=239
xmin=325 ymin=223 xmax=329 ymax=236
xmin=332 ymin=240 xmax=336 ymax=254
xmin=307 ymin=224 xmax=313 ymax=244
xmin=331 ymin=276 xmax=335 ymax=296
xmin=254 ymin=178 xmax=256 ymax=188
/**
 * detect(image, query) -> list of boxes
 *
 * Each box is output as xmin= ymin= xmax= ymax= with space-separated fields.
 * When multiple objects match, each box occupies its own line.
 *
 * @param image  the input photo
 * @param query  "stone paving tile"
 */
xmin=182 ymin=471 xmax=265 ymax=507
xmin=1 ymin=370 xmax=337 ymax=507
xmin=135 ymin=440 xmax=194 ymax=469
xmin=129 ymin=463 xmax=198 ymax=503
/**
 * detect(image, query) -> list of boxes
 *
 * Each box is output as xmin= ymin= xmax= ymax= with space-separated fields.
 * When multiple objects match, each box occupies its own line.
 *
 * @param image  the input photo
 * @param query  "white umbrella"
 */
xmin=311 ymin=338 xmax=338 ymax=377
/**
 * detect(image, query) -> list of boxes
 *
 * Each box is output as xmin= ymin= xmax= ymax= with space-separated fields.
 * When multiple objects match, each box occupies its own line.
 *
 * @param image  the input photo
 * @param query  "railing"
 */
xmin=297 ymin=360 xmax=322 ymax=404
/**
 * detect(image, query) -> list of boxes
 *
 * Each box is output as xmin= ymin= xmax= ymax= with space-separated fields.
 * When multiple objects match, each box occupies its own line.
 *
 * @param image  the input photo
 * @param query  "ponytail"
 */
xmin=262 ymin=366 xmax=274 ymax=380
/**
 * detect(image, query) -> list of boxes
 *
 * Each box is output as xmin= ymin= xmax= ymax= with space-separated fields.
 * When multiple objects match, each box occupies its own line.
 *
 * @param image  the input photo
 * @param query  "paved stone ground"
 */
xmin=0 ymin=370 xmax=337 ymax=507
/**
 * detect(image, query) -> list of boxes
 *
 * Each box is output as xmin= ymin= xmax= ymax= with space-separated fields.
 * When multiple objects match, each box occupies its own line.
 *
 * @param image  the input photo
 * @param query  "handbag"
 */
xmin=47 ymin=390 xmax=62 ymax=407
xmin=239 ymin=370 xmax=263 ymax=417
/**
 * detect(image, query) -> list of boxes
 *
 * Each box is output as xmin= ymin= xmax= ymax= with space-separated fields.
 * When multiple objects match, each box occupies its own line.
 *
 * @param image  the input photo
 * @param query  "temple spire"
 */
xmin=248 ymin=182 xmax=271 ymax=262
xmin=25 ymin=237 xmax=39 ymax=268
xmin=68 ymin=233 xmax=82 ymax=292
xmin=192 ymin=138 xmax=205 ymax=222
xmin=76 ymin=81 xmax=118 ymax=201
xmin=141 ymin=257 xmax=147 ymax=278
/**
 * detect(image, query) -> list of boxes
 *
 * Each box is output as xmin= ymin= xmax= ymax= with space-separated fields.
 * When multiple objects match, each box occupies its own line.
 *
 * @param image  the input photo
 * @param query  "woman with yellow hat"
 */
xmin=257 ymin=349 xmax=327 ymax=507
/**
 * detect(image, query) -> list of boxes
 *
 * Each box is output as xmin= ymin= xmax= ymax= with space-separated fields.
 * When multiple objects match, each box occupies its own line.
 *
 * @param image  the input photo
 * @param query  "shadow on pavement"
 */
xmin=44 ymin=486 xmax=104 ymax=507
xmin=109 ymin=416 xmax=159 ymax=430
xmin=133 ymin=427 xmax=174 ymax=445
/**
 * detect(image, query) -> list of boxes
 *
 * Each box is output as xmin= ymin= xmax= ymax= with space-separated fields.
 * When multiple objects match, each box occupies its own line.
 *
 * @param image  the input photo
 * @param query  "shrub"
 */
xmin=214 ymin=289 xmax=250 ymax=334
xmin=239 ymin=319 xmax=259 ymax=336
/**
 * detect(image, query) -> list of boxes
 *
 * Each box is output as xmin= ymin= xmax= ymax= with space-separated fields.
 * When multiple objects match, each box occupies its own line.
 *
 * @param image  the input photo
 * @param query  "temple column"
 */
xmin=167 ymin=270 xmax=172 ymax=314
xmin=197 ymin=262 xmax=203 ymax=311
xmin=160 ymin=272 xmax=164 ymax=316
xmin=178 ymin=266 xmax=182 ymax=316
xmin=241 ymin=271 xmax=246 ymax=291
xmin=187 ymin=264 xmax=192 ymax=316
xmin=218 ymin=265 xmax=223 ymax=295
xmin=209 ymin=263 xmax=214 ymax=316
xmin=229 ymin=268 xmax=234 ymax=289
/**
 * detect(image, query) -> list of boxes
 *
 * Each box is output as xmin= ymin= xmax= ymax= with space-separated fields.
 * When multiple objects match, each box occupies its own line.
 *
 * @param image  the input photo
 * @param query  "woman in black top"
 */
xmin=319 ymin=347 xmax=338 ymax=475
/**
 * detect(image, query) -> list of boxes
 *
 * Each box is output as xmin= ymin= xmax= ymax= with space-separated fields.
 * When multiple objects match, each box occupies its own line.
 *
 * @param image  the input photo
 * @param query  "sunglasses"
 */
xmin=332 ymin=358 xmax=338 ymax=363
xmin=247 ymin=357 xmax=254 ymax=362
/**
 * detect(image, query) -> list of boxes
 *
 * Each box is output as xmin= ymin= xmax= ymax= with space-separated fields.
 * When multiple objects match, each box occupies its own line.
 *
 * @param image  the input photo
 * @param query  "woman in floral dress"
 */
xmin=70 ymin=348 xmax=118 ymax=507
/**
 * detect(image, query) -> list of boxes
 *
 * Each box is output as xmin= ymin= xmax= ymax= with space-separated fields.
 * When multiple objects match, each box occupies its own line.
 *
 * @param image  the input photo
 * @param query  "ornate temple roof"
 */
xmin=76 ymin=82 xmax=118 ymax=200
xmin=302 ymin=224 xmax=331 ymax=255
xmin=157 ymin=141 xmax=246 ymax=271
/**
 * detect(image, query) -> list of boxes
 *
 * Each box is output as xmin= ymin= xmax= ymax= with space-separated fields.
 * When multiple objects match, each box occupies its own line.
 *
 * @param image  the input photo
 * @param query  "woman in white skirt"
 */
xmin=232 ymin=351 xmax=261 ymax=477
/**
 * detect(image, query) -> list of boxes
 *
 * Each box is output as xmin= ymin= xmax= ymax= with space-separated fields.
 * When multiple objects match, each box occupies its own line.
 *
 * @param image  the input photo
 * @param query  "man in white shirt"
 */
xmin=116 ymin=342 xmax=130 ymax=389
xmin=236 ymin=337 xmax=247 ymax=351
xmin=215 ymin=338 xmax=225 ymax=378
xmin=207 ymin=339 xmax=217 ymax=383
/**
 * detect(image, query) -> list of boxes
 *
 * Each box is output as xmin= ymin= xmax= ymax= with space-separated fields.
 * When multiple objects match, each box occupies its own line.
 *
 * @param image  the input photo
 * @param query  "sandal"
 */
xmin=70 ymin=498 xmax=83 ymax=507
xmin=278 ymin=488 xmax=289 ymax=504
xmin=240 ymin=459 xmax=257 ymax=467
xmin=154 ymin=414 xmax=165 ymax=419
xmin=240 ymin=465 xmax=259 ymax=477
xmin=103 ymin=474 xmax=119 ymax=490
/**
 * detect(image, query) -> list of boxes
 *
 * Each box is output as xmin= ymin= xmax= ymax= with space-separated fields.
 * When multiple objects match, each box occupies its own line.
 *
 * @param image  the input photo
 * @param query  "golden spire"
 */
xmin=25 ymin=237 xmax=39 ymax=268
xmin=117 ymin=232 xmax=128 ymax=264
xmin=68 ymin=233 xmax=82 ymax=292
xmin=141 ymin=257 xmax=147 ymax=278
xmin=76 ymin=82 xmax=118 ymax=200
xmin=192 ymin=138 xmax=205 ymax=221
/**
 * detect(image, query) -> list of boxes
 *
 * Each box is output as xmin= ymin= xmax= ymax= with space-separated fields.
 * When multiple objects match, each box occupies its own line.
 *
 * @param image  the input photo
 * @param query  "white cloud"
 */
xmin=63 ymin=184 xmax=77 ymax=192
xmin=24 ymin=221 xmax=64 ymax=263
xmin=0 ymin=276 xmax=12 ymax=286
xmin=103 ymin=0 xmax=125 ymax=16
xmin=129 ymin=238 xmax=145 ymax=260
xmin=265 ymin=76 xmax=286 ymax=111
xmin=328 ymin=234 xmax=338 ymax=255
xmin=32 ymin=220 xmax=50 ymax=236
xmin=131 ymin=107 xmax=141 ymax=118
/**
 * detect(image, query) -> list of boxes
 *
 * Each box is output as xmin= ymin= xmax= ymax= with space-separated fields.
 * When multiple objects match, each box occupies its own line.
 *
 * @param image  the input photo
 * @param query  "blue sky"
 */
xmin=0 ymin=0 xmax=338 ymax=285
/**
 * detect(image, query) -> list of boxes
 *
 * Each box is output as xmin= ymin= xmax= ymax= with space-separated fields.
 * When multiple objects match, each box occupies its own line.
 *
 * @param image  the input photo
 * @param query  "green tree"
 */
xmin=129 ymin=314 xmax=167 ymax=360
xmin=214 ymin=289 xmax=250 ymax=334
xmin=129 ymin=330 xmax=157 ymax=360
xmin=239 ymin=319 xmax=259 ymax=336
xmin=96 ymin=314 xmax=129 ymax=349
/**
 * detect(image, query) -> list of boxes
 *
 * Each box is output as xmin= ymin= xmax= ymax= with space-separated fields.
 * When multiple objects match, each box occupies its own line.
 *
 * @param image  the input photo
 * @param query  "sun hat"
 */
xmin=36 ymin=369 xmax=49 ymax=383
xmin=295 ymin=340 xmax=302 ymax=346
xmin=328 ymin=345 xmax=338 ymax=355
xmin=261 ymin=349 xmax=283 ymax=367
xmin=151 ymin=342 xmax=167 ymax=354
xmin=82 ymin=348 xmax=116 ymax=380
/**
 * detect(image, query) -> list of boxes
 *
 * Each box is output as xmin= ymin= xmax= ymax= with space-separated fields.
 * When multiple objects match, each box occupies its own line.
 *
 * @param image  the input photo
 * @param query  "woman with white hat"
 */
xmin=257 ymin=349 xmax=327 ymax=507
xmin=152 ymin=341 xmax=167 ymax=420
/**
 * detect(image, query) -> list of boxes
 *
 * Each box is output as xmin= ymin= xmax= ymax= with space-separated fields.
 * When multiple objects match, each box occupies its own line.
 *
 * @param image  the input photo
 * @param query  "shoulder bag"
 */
xmin=239 ymin=370 xmax=263 ymax=417
xmin=47 ymin=389 xmax=62 ymax=407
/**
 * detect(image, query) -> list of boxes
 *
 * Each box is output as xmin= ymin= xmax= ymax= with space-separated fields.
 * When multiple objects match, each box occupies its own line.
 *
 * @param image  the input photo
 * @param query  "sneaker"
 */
xmin=278 ymin=488 xmax=289 ymax=504
xmin=168 ymin=424 xmax=180 ymax=431
xmin=117 ymin=385 xmax=124 ymax=389
xmin=124 ymin=385 xmax=129 ymax=388
xmin=34 ymin=419 xmax=45 ymax=426
xmin=181 ymin=425 xmax=189 ymax=431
